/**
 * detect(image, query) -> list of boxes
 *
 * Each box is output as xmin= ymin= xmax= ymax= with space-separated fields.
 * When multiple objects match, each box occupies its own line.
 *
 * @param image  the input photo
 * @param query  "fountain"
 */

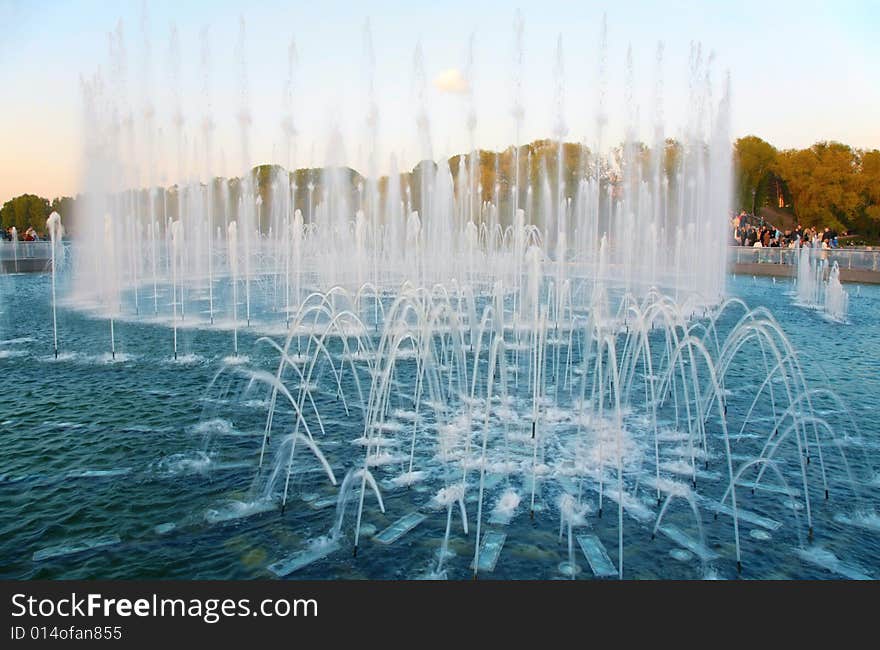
xmin=824 ymin=261 xmax=849 ymax=321
xmin=171 ymin=219 xmax=186 ymax=359
xmin=103 ymin=214 xmax=117 ymax=360
xmin=228 ymin=221 xmax=239 ymax=357
xmin=46 ymin=212 xmax=62 ymax=358
xmin=10 ymin=227 xmax=18 ymax=272
xmin=796 ymin=240 xmax=823 ymax=307
xmin=794 ymin=240 xmax=850 ymax=322
xmin=3 ymin=11 xmax=875 ymax=583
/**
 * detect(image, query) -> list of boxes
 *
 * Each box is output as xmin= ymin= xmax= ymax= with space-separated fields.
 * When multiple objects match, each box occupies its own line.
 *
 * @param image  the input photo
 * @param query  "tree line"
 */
xmin=3 ymin=136 xmax=879 ymax=240
xmin=0 ymin=195 xmax=74 ymax=236
xmin=734 ymin=136 xmax=880 ymax=239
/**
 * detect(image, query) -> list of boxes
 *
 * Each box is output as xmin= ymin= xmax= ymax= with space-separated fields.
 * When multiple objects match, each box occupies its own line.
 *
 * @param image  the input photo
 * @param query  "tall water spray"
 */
xmin=201 ymin=25 xmax=216 ymax=325
xmin=46 ymin=212 xmax=62 ymax=358
xmin=825 ymin=261 xmax=849 ymax=321
xmin=228 ymin=221 xmax=239 ymax=356
xmin=170 ymin=219 xmax=182 ymax=359
xmin=103 ymin=215 xmax=117 ymax=360
xmin=796 ymin=241 xmax=823 ymax=307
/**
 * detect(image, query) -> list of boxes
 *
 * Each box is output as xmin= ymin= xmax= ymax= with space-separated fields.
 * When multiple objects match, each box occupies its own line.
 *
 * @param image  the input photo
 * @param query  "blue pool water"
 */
xmin=1 ymin=272 xmax=878 ymax=580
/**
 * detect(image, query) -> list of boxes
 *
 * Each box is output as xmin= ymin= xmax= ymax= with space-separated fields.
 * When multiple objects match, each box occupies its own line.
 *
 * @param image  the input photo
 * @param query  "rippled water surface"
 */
xmin=1 ymin=272 xmax=878 ymax=580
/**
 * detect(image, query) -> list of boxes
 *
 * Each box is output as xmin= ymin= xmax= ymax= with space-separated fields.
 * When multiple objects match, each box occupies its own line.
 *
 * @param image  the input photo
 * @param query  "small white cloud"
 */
xmin=433 ymin=68 xmax=469 ymax=94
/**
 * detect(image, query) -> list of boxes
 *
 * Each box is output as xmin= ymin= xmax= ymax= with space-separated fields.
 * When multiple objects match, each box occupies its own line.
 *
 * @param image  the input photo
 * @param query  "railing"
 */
xmin=0 ymin=241 xmax=55 ymax=273
xmin=2 ymin=240 xmax=879 ymax=272
xmin=0 ymin=240 xmax=53 ymax=261
xmin=730 ymin=245 xmax=880 ymax=272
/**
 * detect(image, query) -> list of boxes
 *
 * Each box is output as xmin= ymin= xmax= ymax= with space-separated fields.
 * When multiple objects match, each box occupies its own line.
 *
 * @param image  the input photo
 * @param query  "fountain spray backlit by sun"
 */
xmin=51 ymin=13 xmax=874 ymax=580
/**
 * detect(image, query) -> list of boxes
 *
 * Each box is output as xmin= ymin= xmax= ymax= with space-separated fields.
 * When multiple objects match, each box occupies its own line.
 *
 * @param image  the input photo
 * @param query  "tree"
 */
xmin=50 ymin=196 xmax=76 ymax=224
xmin=734 ymin=135 xmax=777 ymax=213
xmin=857 ymin=149 xmax=880 ymax=238
xmin=0 ymin=194 xmax=51 ymax=233
xmin=775 ymin=142 xmax=861 ymax=231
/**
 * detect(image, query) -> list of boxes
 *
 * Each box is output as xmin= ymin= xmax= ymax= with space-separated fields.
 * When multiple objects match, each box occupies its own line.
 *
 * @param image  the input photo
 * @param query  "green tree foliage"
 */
xmin=50 ymin=196 xmax=75 ymax=220
xmin=775 ymin=142 xmax=862 ymax=231
xmin=734 ymin=136 xmax=777 ymax=212
xmin=856 ymin=149 xmax=880 ymax=238
xmin=3 ymin=139 xmax=880 ymax=239
xmin=0 ymin=194 xmax=52 ymax=233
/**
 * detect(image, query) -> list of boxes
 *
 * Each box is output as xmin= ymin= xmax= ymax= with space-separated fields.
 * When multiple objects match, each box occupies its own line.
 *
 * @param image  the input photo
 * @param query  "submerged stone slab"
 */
xmin=795 ymin=546 xmax=873 ymax=580
xmin=211 ymin=462 xmax=255 ymax=473
xmin=699 ymin=497 xmax=782 ymax=531
xmin=373 ymin=512 xmax=427 ymax=544
xmin=471 ymin=531 xmax=506 ymax=573
xmin=205 ymin=500 xmax=276 ymax=523
xmin=834 ymin=511 xmax=880 ymax=533
xmin=33 ymin=535 xmax=122 ymax=562
xmin=576 ymin=534 xmax=617 ymax=578
xmin=599 ymin=488 xmax=655 ymax=523
xmin=267 ymin=538 xmax=341 ymax=577
xmin=736 ymin=480 xmax=801 ymax=498
xmin=66 ymin=468 xmax=131 ymax=479
xmin=657 ymin=525 xmax=719 ymax=561
xmin=310 ymin=492 xmax=358 ymax=510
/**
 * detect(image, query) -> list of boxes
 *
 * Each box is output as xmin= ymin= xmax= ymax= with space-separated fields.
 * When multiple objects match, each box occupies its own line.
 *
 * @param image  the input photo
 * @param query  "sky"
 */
xmin=0 ymin=0 xmax=878 ymax=203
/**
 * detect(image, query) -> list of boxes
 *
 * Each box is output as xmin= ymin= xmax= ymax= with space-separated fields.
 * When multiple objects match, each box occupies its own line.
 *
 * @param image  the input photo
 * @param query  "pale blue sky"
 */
xmin=1 ymin=0 xmax=877 ymax=201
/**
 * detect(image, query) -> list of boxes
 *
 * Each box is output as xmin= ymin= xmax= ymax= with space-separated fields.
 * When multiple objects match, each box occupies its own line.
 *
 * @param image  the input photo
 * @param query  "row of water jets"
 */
xmin=69 ymin=11 xmax=731 ymax=350
xmin=196 ymin=277 xmax=870 ymax=579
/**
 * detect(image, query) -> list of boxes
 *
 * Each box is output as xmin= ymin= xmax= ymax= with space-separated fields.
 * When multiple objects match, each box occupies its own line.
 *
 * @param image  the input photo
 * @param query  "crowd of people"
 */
xmin=1 ymin=226 xmax=41 ymax=241
xmin=731 ymin=212 xmax=840 ymax=249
